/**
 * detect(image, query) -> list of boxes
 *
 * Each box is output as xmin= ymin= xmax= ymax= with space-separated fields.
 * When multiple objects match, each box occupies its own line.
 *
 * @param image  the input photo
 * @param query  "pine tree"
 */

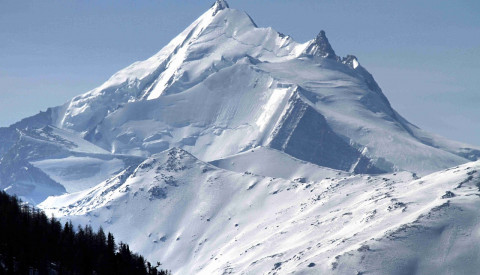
xmin=0 ymin=191 xmax=172 ymax=274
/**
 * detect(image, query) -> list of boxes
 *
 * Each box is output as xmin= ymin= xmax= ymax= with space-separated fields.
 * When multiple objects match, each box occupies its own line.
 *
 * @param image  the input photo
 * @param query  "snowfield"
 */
xmin=1 ymin=0 xmax=480 ymax=274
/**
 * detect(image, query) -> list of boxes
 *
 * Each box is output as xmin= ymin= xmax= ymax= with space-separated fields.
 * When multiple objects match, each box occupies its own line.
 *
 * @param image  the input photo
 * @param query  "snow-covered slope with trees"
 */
xmin=2 ymin=1 xmax=480 ymax=274
xmin=40 ymin=148 xmax=480 ymax=274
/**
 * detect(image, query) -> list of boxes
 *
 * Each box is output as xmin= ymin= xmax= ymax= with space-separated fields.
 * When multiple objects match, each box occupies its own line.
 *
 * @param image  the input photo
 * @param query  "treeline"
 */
xmin=0 ymin=191 xmax=170 ymax=275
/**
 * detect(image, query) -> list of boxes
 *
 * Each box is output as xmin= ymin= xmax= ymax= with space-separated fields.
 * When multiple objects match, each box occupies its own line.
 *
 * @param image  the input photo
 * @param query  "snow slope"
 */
xmin=210 ymin=146 xmax=350 ymax=182
xmin=40 ymin=147 xmax=480 ymax=274
xmin=0 ymin=125 xmax=140 ymax=203
xmin=31 ymin=156 xmax=125 ymax=193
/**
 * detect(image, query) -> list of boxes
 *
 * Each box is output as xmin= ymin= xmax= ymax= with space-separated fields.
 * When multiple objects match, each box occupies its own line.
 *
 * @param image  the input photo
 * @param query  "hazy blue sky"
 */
xmin=1 ymin=0 xmax=479 ymax=146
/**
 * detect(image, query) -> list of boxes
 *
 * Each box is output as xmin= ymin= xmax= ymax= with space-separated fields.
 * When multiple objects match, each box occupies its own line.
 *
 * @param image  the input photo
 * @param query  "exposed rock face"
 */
xmin=212 ymin=0 xmax=229 ymax=16
xmin=304 ymin=30 xmax=339 ymax=59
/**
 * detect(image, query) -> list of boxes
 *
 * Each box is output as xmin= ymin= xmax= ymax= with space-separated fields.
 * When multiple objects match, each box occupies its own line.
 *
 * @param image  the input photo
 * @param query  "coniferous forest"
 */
xmin=0 ymin=191 xmax=171 ymax=275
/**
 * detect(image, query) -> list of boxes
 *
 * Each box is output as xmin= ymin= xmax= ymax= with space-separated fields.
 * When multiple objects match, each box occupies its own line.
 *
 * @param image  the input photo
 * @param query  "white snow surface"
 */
xmin=40 ymin=148 xmax=480 ymax=274
xmin=31 ymin=156 xmax=125 ymax=193
xmin=210 ymin=146 xmax=349 ymax=182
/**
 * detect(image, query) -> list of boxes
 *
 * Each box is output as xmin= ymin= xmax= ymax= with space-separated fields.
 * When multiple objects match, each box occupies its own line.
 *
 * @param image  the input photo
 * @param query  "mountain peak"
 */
xmin=317 ymin=30 xmax=327 ymax=39
xmin=304 ymin=30 xmax=338 ymax=59
xmin=212 ymin=0 xmax=230 ymax=15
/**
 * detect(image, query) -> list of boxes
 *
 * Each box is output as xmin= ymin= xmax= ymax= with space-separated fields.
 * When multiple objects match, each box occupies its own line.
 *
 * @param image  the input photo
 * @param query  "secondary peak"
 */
xmin=314 ymin=30 xmax=337 ymax=58
xmin=304 ymin=30 xmax=338 ymax=60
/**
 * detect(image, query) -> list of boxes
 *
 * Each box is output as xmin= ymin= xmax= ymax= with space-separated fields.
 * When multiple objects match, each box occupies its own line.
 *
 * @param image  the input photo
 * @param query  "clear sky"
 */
xmin=1 ymin=0 xmax=479 ymax=146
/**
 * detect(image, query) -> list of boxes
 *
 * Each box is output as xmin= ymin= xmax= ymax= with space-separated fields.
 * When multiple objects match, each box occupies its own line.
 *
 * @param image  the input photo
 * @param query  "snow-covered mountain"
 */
xmin=1 ymin=0 xmax=479 ymax=203
xmin=40 ymin=147 xmax=480 ymax=274
xmin=2 ymin=1 xmax=480 ymax=274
